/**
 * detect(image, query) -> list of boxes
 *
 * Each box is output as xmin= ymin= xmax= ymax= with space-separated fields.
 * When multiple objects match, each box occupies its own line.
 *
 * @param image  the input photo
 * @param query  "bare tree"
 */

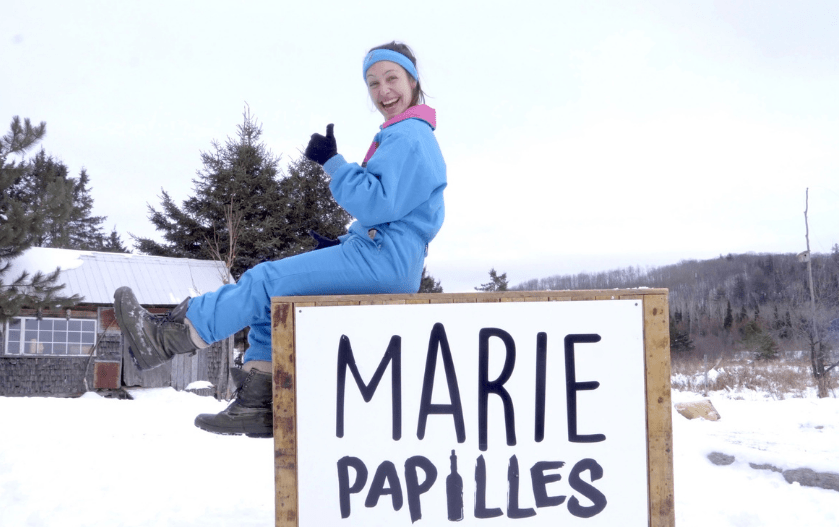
xmin=803 ymin=188 xmax=835 ymax=397
xmin=202 ymin=196 xmax=242 ymax=400
xmin=204 ymin=197 xmax=243 ymax=285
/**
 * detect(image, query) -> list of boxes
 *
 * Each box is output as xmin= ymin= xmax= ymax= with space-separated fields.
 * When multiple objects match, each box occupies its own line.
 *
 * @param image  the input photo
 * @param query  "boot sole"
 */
xmin=194 ymin=415 xmax=272 ymax=438
xmin=114 ymin=286 xmax=165 ymax=371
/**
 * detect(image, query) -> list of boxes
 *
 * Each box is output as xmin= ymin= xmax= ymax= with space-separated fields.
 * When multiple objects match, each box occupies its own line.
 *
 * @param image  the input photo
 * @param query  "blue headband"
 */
xmin=362 ymin=49 xmax=418 ymax=82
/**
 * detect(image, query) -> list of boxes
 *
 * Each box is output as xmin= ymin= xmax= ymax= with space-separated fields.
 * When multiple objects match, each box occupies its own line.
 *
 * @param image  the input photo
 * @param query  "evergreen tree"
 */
xmin=741 ymin=320 xmax=779 ymax=360
xmin=475 ymin=268 xmax=508 ymax=292
xmin=723 ymin=301 xmax=733 ymax=331
xmin=11 ymin=153 xmax=108 ymax=250
xmin=62 ymin=168 xmax=108 ymax=250
xmin=732 ymin=274 xmax=747 ymax=304
xmin=101 ymin=227 xmax=129 ymax=253
xmin=669 ymin=317 xmax=695 ymax=353
xmin=770 ymin=305 xmax=791 ymax=340
xmin=783 ymin=310 xmax=793 ymax=339
xmin=736 ymin=305 xmax=748 ymax=324
xmin=134 ymin=108 xmax=350 ymax=279
xmin=278 ymin=156 xmax=352 ymax=260
xmin=0 ymin=117 xmax=80 ymax=319
xmin=418 ymin=266 xmax=443 ymax=293
xmin=9 ymin=149 xmax=75 ymax=248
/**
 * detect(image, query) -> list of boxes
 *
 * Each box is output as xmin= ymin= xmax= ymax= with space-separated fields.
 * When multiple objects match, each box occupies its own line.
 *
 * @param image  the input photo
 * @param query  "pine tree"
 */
xmin=737 ymin=305 xmax=748 ymax=324
xmin=10 ymin=152 xmax=109 ymax=250
xmin=134 ymin=108 xmax=350 ymax=279
xmin=732 ymin=274 xmax=747 ymax=304
xmin=783 ymin=310 xmax=793 ymax=339
xmin=475 ymin=268 xmax=508 ymax=292
xmin=0 ymin=117 xmax=80 ymax=319
xmin=723 ymin=301 xmax=733 ymax=331
xmin=101 ymin=227 xmax=129 ymax=253
xmin=277 ymin=156 xmax=352 ymax=260
xmin=418 ymin=266 xmax=443 ymax=293
xmin=669 ymin=317 xmax=695 ymax=353
xmin=9 ymin=149 xmax=76 ymax=248
xmin=63 ymin=168 xmax=108 ymax=250
xmin=741 ymin=320 xmax=779 ymax=360
xmin=0 ymin=118 xmax=45 ymax=262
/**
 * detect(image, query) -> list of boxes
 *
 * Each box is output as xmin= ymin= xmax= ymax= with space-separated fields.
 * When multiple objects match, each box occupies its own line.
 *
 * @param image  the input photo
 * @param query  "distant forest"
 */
xmin=513 ymin=249 xmax=839 ymax=362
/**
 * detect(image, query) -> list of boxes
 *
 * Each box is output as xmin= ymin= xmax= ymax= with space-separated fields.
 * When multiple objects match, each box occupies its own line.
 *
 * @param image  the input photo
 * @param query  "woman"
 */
xmin=113 ymin=42 xmax=446 ymax=437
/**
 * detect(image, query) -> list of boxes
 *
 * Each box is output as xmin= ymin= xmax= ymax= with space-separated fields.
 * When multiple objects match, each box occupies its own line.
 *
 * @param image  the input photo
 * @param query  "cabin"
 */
xmin=0 ymin=247 xmax=236 ymax=398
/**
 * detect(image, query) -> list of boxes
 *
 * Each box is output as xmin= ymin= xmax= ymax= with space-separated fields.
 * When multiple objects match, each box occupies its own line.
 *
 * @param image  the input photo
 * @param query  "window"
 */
xmin=5 ymin=317 xmax=97 ymax=356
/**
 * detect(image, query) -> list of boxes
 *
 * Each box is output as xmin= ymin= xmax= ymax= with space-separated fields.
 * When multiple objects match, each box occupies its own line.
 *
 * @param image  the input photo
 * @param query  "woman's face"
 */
xmin=366 ymin=60 xmax=417 ymax=120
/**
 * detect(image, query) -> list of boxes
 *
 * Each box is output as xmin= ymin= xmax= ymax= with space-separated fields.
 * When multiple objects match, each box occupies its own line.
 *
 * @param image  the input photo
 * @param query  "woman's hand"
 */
xmin=304 ymin=124 xmax=337 ymax=166
xmin=309 ymin=230 xmax=339 ymax=250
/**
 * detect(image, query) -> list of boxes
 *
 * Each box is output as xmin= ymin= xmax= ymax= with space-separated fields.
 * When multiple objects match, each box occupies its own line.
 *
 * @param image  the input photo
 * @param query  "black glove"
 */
xmin=309 ymin=230 xmax=340 ymax=250
xmin=305 ymin=124 xmax=337 ymax=166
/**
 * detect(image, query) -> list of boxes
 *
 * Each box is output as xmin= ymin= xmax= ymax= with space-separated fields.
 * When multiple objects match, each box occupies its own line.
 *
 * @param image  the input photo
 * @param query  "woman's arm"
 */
xmin=325 ymin=122 xmax=444 ymax=227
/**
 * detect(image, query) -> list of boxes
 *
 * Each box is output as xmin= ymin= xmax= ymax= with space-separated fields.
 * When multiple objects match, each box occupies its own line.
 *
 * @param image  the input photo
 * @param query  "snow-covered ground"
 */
xmin=1 ymin=386 xmax=837 ymax=526
xmin=672 ymin=389 xmax=839 ymax=526
xmin=0 ymin=389 xmax=273 ymax=527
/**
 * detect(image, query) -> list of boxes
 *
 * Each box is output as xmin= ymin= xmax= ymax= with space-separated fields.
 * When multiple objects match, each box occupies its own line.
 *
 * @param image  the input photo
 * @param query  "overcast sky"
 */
xmin=3 ymin=1 xmax=838 ymax=292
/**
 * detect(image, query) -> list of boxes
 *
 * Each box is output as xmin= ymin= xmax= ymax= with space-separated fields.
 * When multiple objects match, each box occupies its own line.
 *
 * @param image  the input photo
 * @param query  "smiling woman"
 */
xmin=111 ymin=41 xmax=447 ymax=439
xmin=362 ymin=42 xmax=427 ymax=119
xmin=366 ymin=60 xmax=416 ymax=119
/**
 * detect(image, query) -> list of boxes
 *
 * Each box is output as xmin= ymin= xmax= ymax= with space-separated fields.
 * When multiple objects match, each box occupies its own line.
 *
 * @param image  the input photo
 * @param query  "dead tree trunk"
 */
xmin=804 ymin=188 xmax=829 ymax=398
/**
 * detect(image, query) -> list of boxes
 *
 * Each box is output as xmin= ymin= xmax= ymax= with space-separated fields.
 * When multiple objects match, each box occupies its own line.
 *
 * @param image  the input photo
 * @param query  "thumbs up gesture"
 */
xmin=304 ymin=123 xmax=337 ymax=166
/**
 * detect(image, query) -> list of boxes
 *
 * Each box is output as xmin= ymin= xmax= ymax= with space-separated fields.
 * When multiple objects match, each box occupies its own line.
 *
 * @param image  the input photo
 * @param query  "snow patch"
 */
xmin=4 ymin=247 xmax=87 ymax=280
xmin=186 ymin=380 xmax=214 ymax=391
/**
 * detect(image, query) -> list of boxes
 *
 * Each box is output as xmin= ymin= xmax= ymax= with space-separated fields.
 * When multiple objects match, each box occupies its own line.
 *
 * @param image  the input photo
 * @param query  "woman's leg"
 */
xmin=190 ymin=233 xmax=424 ymax=437
xmin=186 ymin=234 xmax=425 ymax=362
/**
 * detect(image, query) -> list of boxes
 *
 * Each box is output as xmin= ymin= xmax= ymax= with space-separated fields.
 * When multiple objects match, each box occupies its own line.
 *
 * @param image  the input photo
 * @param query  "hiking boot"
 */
xmin=114 ymin=286 xmax=199 ymax=371
xmin=194 ymin=367 xmax=273 ymax=438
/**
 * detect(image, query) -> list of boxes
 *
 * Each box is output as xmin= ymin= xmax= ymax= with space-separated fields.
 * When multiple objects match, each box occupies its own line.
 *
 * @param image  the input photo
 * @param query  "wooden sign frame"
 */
xmin=271 ymin=290 xmax=674 ymax=527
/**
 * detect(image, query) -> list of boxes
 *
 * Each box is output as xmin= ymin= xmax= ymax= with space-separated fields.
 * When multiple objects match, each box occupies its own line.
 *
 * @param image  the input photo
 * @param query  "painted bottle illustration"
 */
xmin=446 ymin=449 xmax=464 ymax=521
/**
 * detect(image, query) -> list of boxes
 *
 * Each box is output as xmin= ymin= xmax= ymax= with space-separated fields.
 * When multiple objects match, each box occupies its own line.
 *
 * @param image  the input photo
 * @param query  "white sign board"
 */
xmin=294 ymin=300 xmax=648 ymax=526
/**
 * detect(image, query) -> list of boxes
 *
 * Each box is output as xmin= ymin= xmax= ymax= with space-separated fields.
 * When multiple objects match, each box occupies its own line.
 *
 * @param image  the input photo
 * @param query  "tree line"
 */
xmin=513 ymin=251 xmax=839 ymax=366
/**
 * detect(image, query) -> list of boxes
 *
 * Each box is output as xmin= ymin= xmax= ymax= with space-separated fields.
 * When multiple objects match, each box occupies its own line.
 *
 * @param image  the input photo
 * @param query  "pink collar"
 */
xmin=381 ymin=104 xmax=436 ymax=131
xmin=362 ymin=105 xmax=436 ymax=166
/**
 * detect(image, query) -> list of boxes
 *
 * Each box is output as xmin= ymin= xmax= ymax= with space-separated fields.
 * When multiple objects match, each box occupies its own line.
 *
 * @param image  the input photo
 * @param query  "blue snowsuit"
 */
xmin=185 ymin=107 xmax=446 ymax=363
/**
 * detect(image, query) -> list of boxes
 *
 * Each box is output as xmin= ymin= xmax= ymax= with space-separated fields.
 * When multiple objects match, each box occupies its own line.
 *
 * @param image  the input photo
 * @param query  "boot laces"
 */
xmin=225 ymin=370 xmax=252 ymax=407
xmin=144 ymin=309 xmax=178 ymax=327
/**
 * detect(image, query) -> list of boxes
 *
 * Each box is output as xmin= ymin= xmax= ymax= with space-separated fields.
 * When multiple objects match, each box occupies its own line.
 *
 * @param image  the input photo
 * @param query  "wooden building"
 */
xmin=0 ymin=247 xmax=235 ymax=398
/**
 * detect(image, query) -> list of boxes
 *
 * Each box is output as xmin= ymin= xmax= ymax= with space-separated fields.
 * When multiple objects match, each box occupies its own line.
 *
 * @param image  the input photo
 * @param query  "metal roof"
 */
xmin=6 ymin=247 xmax=231 ymax=306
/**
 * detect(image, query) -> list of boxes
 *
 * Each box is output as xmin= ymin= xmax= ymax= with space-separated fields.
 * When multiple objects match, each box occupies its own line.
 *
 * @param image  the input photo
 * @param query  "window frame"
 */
xmin=4 ymin=316 xmax=98 ymax=357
